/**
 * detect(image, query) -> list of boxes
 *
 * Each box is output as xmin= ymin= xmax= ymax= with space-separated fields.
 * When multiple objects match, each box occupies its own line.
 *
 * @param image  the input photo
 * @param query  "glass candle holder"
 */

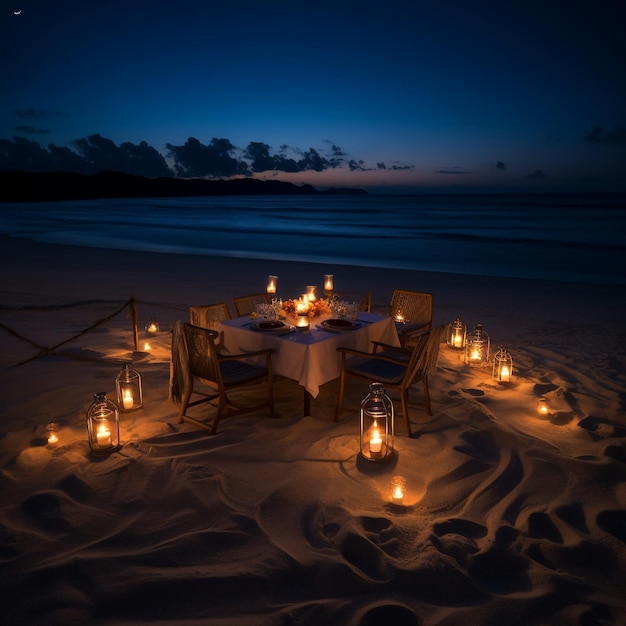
xmin=116 ymin=362 xmax=143 ymax=411
xmin=46 ymin=422 xmax=60 ymax=446
xmin=87 ymin=392 xmax=120 ymax=455
xmin=324 ymin=274 xmax=334 ymax=292
xmin=267 ymin=275 xmax=278 ymax=294
xmin=391 ymin=476 xmax=406 ymax=504
xmin=360 ymin=382 xmax=394 ymax=462
xmin=145 ymin=319 xmax=160 ymax=335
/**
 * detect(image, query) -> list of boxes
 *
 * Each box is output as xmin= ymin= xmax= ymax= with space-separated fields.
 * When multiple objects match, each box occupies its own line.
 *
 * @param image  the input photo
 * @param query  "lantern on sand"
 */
xmin=116 ymin=362 xmax=143 ymax=411
xmin=464 ymin=323 xmax=490 ymax=365
xmin=446 ymin=317 xmax=466 ymax=349
xmin=360 ymin=383 xmax=394 ymax=462
xmin=145 ymin=319 xmax=160 ymax=335
xmin=87 ymin=392 xmax=120 ymax=455
xmin=492 ymin=346 xmax=513 ymax=382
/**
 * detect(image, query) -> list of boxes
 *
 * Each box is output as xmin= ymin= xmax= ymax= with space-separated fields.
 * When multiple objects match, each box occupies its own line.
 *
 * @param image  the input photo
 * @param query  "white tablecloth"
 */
xmin=219 ymin=312 xmax=399 ymax=398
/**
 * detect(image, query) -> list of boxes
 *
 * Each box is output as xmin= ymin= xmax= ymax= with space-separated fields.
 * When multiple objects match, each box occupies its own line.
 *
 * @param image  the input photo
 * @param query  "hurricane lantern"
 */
xmin=446 ymin=317 xmax=466 ymax=349
xmin=306 ymin=285 xmax=317 ymax=302
xmin=492 ymin=346 xmax=513 ymax=382
xmin=464 ymin=323 xmax=490 ymax=365
xmin=87 ymin=392 xmax=120 ymax=455
xmin=115 ymin=362 xmax=143 ymax=411
xmin=324 ymin=274 xmax=334 ymax=293
xmin=266 ymin=274 xmax=278 ymax=294
xmin=360 ymin=382 xmax=394 ymax=462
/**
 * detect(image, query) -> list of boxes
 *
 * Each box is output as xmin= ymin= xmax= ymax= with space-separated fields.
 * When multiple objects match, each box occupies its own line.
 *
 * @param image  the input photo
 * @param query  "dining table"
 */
xmin=218 ymin=311 xmax=400 ymax=415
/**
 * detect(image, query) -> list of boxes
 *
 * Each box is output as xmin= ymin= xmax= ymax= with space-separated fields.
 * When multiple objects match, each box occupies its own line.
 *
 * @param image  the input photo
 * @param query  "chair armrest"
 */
xmin=371 ymin=341 xmax=410 ymax=354
xmin=218 ymin=348 xmax=275 ymax=362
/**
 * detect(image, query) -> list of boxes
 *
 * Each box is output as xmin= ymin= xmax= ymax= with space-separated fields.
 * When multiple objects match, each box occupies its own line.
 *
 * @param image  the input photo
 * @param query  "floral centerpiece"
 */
xmin=279 ymin=297 xmax=333 ymax=319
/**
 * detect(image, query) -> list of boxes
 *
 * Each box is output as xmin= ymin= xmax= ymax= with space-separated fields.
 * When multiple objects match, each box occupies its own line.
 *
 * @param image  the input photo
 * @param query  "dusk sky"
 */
xmin=2 ymin=0 xmax=625 ymax=193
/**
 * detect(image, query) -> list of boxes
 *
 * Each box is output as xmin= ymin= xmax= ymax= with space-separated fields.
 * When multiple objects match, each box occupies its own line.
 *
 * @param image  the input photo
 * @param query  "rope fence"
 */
xmin=0 ymin=296 xmax=187 ymax=367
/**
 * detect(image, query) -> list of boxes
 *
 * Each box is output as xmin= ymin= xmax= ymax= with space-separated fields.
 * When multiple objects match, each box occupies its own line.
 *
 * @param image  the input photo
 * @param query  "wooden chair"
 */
xmin=331 ymin=290 xmax=371 ymax=312
xmin=170 ymin=321 xmax=276 ymax=435
xmin=335 ymin=325 xmax=445 ymax=436
xmin=388 ymin=289 xmax=433 ymax=348
xmin=190 ymin=302 xmax=231 ymax=330
xmin=233 ymin=293 xmax=270 ymax=317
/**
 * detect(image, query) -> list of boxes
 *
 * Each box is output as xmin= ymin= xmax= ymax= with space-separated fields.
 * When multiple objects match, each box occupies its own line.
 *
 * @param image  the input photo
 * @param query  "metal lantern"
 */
xmin=492 ymin=346 xmax=513 ymax=382
xmin=464 ymin=323 xmax=490 ymax=365
xmin=115 ymin=362 xmax=143 ymax=411
xmin=87 ymin=392 xmax=120 ymax=455
xmin=360 ymin=382 xmax=394 ymax=462
xmin=446 ymin=317 xmax=466 ymax=349
xmin=145 ymin=319 xmax=160 ymax=335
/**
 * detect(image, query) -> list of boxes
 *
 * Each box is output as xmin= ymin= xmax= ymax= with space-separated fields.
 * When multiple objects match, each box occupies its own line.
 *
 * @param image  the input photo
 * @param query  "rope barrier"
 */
xmin=0 ymin=295 xmax=187 ymax=368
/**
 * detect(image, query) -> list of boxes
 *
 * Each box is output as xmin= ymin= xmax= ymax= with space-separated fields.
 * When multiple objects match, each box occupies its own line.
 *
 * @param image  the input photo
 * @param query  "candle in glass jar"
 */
xmin=97 ymin=426 xmax=112 ymax=447
xmin=267 ymin=275 xmax=278 ymax=294
xmin=391 ymin=476 xmax=406 ymax=504
xmin=324 ymin=274 xmax=333 ymax=291
xmin=46 ymin=422 xmax=60 ymax=445
xmin=122 ymin=389 xmax=134 ymax=410
xmin=369 ymin=429 xmax=382 ymax=454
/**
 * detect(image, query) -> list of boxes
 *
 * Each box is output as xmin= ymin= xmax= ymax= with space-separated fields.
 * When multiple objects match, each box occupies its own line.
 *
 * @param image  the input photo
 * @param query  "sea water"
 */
xmin=1 ymin=193 xmax=624 ymax=285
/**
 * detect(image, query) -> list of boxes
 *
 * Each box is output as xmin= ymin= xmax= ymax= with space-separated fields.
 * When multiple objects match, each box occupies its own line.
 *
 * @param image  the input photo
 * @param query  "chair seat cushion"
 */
xmin=347 ymin=358 xmax=406 ymax=384
xmin=220 ymin=360 xmax=267 ymax=385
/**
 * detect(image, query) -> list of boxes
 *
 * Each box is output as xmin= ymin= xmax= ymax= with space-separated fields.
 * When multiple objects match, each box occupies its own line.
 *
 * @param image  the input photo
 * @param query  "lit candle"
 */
xmin=97 ymin=426 xmax=112 ymax=447
xmin=324 ymin=274 xmax=333 ymax=292
xmin=369 ymin=428 xmax=382 ymax=454
xmin=46 ymin=422 xmax=59 ymax=445
xmin=267 ymin=275 xmax=278 ymax=294
xmin=147 ymin=322 xmax=158 ymax=334
xmin=538 ymin=398 xmax=549 ymax=415
xmin=143 ymin=342 xmax=151 ymax=351
xmin=306 ymin=285 xmax=317 ymax=302
xmin=471 ymin=348 xmax=481 ymax=361
xmin=391 ymin=476 xmax=406 ymax=504
xmin=394 ymin=313 xmax=405 ymax=323
xmin=500 ymin=365 xmax=510 ymax=382
xmin=122 ymin=389 xmax=134 ymax=410
xmin=453 ymin=333 xmax=462 ymax=348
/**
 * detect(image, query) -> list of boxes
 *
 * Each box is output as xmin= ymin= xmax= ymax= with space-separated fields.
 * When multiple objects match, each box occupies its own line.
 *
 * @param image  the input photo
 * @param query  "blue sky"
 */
xmin=2 ymin=0 xmax=625 ymax=192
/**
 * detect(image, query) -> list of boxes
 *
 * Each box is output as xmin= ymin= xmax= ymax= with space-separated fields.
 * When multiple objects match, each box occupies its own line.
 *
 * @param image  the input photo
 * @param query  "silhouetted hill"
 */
xmin=0 ymin=171 xmax=367 ymax=202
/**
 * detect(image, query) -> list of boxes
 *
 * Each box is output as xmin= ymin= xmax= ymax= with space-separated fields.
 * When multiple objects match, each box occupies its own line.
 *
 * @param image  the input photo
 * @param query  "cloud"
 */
xmin=13 ymin=109 xmax=62 ymax=120
xmin=435 ymin=167 xmax=469 ymax=175
xmin=165 ymin=137 xmax=247 ymax=178
xmin=585 ymin=126 xmax=626 ymax=145
xmin=526 ymin=169 xmax=547 ymax=179
xmin=13 ymin=125 xmax=52 ymax=135
xmin=0 ymin=132 xmax=411 ymax=180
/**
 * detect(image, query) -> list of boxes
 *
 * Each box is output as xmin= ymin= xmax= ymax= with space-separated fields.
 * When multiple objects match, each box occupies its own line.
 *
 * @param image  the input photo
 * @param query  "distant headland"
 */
xmin=0 ymin=170 xmax=367 ymax=203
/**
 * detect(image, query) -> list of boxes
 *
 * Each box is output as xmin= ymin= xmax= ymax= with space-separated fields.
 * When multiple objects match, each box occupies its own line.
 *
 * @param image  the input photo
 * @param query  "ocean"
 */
xmin=1 ymin=193 xmax=624 ymax=285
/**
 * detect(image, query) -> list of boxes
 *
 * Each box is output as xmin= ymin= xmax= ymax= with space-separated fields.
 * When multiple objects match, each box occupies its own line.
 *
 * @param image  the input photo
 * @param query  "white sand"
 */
xmin=1 ymin=234 xmax=625 ymax=626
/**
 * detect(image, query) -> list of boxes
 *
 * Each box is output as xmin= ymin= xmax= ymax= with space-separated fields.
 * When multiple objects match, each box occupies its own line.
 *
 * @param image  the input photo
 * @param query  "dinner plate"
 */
xmin=321 ymin=318 xmax=362 ymax=331
xmin=250 ymin=320 xmax=295 ymax=333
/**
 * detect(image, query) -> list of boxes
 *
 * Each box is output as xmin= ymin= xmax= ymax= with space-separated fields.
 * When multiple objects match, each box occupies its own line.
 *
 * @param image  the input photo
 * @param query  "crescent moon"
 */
xmin=13 ymin=9 xmax=22 ymax=15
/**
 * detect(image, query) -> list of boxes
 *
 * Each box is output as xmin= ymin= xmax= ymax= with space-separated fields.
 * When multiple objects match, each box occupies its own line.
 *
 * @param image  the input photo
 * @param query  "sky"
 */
xmin=1 ymin=0 xmax=626 ymax=193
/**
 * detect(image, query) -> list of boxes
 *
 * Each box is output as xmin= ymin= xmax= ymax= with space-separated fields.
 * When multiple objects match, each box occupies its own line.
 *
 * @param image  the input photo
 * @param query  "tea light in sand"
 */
xmin=324 ymin=274 xmax=333 ymax=292
xmin=266 ymin=275 xmax=278 ymax=294
xmin=537 ymin=398 xmax=550 ymax=415
xmin=391 ymin=476 xmax=406 ymax=504
xmin=46 ymin=422 xmax=59 ymax=446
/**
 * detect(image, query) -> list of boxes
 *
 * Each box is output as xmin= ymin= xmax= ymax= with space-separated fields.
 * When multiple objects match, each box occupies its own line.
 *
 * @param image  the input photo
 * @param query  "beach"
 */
xmin=1 ymin=233 xmax=625 ymax=625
